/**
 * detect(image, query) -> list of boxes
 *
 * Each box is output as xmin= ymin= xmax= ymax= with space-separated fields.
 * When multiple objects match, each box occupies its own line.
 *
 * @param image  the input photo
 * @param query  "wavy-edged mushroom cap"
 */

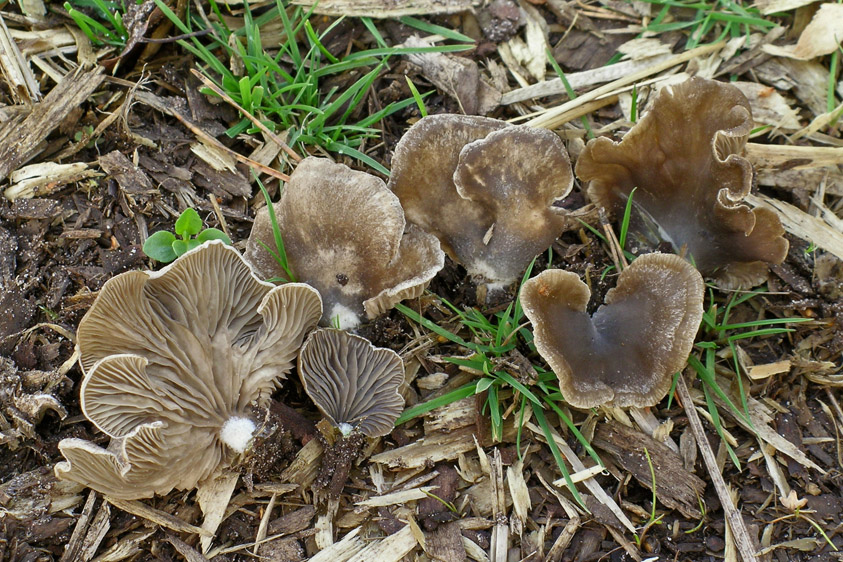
xmin=246 ymin=157 xmax=444 ymax=329
xmin=55 ymin=241 xmax=322 ymax=499
xmin=576 ymin=76 xmax=788 ymax=289
xmin=520 ymin=253 xmax=704 ymax=408
xmin=388 ymin=114 xmax=574 ymax=287
xmin=298 ymin=329 xmax=404 ymax=438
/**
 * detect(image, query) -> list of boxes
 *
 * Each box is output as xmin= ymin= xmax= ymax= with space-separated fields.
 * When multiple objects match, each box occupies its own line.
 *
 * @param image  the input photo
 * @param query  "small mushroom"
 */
xmin=246 ymin=157 xmax=444 ymax=330
xmin=55 ymin=241 xmax=322 ymax=499
xmin=520 ymin=253 xmax=704 ymax=408
xmin=298 ymin=328 xmax=404 ymax=438
xmin=576 ymin=76 xmax=788 ymax=289
xmin=388 ymin=114 xmax=574 ymax=291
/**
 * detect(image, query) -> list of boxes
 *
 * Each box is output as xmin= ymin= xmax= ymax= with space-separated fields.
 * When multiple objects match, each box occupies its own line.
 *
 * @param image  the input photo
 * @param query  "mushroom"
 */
xmin=298 ymin=328 xmax=405 ymax=439
xmin=387 ymin=114 xmax=574 ymax=291
xmin=520 ymin=253 xmax=704 ymax=408
xmin=576 ymin=76 xmax=788 ymax=289
xmin=297 ymin=328 xmax=404 ymax=498
xmin=55 ymin=240 xmax=322 ymax=499
xmin=246 ymin=157 xmax=444 ymax=330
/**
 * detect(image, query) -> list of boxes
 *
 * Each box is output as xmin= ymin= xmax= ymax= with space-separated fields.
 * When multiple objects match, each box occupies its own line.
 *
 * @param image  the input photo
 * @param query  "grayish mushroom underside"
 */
xmin=56 ymin=241 xmax=322 ymax=498
xmin=298 ymin=329 xmax=405 ymax=438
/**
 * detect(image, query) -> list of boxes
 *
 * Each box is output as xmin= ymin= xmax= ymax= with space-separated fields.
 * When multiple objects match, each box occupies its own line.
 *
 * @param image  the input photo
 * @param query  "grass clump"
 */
xmin=149 ymin=0 xmax=471 ymax=173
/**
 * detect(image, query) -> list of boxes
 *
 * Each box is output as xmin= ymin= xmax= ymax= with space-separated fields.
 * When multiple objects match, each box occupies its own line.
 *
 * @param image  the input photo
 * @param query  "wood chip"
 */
xmin=98 ymin=150 xmax=157 ymax=195
xmin=0 ymin=12 xmax=39 ymax=104
xmin=592 ymin=422 xmax=707 ymax=518
xmin=762 ymin=4 xmax=843 ymax=60
xmin=357 ymin=486 xmax=438 ymax=508
xmin=107 ymin=497 xmax=212 ymax=537
xmin=755 ymin=0 xmax=818 ymax=15
xmin=197 ymin=471 xmax=239 ymax=552
xmin=0 ymin=66 xmax=105 ymax=182
xmin=747 ymin=193 xmax=843 ymax=261
xmin=506 ymin=458 xmax=531 ymax=535
xmin=489 ymin=449 xmax=509 ymax=562
xmin=371 ymin=425 xmax=502 ymax=469
xmin=747 ymin=360 xmax=792 ymax=380
xmin=4 ymin=161 xmax=98 ymax=201
xmin=347 ymin=524 xmax=418 ymax=562
xmin=733 ymin=82 xmax=801 ymax=130
xmin=306 ymin=527 xmax=365 ymax=562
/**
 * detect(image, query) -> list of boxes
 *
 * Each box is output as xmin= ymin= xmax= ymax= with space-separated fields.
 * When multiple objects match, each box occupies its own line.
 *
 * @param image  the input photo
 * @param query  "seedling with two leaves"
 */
xmin=142 ymin=208 xmax=231 ymax=263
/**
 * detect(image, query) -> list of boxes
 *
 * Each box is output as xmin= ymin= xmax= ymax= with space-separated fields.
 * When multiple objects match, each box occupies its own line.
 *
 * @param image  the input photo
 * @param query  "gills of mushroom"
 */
xmin=297 ymin=328 xmax=405 ymax=498
xmin=388 ymin=114 xmax=574 ymax=294
xmin=576 ymin=76 xmax=788 ymax=289
xmin=55 ymin=240 xmax=323 ymax=500
xmin=298 ymin=328 xmax=405 ymax=439
xmin=520 ymin=253 xmax=704 ymax=408
xmin=246 ymin=157 xmax=444 ymax=330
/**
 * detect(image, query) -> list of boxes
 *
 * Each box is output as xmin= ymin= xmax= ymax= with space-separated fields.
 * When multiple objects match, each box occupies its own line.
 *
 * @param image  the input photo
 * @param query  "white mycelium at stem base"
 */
xmin=220 ymin=417 xmax=257 ymax=454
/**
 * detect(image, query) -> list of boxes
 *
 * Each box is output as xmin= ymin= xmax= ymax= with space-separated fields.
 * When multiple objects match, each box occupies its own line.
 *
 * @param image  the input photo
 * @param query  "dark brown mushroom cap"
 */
xmin=576 ymin=76 xmax=788 ymax=289
xmin=388 ymin=114 xmax=574 ymax=286
xmin=298 ymin=329 xmax=404 ymax=438
xmin=56 ymin=241 xmax=323 ymax=498
xmin=520 ymin=253 xmax=704 ymax=408
xmin=246 ymin=157 xmax=444 ymax=329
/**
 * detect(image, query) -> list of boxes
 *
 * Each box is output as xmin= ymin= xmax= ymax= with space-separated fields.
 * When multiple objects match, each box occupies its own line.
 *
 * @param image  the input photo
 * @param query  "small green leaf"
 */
xmin=172 ymin=239 xmax=189 ymax=256
xmin=175 ymin=208 xmax=202 ymax=237
xmin=142 ymin=231 xmax=177 ymax=263
xmin=476 ymin=377 xmax=494 ymax=394
xmin=186 ymin=239 xmax=203 ymax=252
xmin=196 ymin=228 xmax=232 ymax=245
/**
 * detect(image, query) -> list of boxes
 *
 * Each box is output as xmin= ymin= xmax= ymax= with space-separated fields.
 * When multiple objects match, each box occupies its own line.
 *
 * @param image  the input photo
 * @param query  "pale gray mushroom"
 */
xmin=576 ymin=77 xmax=788 ymax=289
xmin=55 ymin=241 xmax=322 ymax=499
xmin=520 ymin=253 xmax=704 ymax=408
xmin=298 ymin=329 xmax=404 ymax=438
xmin=246 ymin=157 xmax=444 ymax=330
xmin=388 ymin=114 xmax=574 ymax=291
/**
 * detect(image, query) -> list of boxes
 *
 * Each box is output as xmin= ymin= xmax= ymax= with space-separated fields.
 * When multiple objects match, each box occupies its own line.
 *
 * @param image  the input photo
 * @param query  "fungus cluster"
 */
xmin=57 ymin=75 xmax=795 ymax=508
xmin=55 ymin=241 xmax=323 ymax=498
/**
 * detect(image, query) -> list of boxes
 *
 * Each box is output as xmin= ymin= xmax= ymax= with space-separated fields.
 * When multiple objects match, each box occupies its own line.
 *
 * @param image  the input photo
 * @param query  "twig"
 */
xmin=599 ymin=207 xmax=628 ymax=272
xmin=208 ymin=194 xmax=231 ymax=239
xmin=190 ymin=69 xmax=302 ymax=163
xmin=675 ymin=374 xmax=759 ymax=562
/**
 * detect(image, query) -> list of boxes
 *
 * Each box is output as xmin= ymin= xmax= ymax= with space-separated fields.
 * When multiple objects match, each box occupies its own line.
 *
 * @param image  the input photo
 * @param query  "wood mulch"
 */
xmin=1 ymin=0 xmax=841 ymax=561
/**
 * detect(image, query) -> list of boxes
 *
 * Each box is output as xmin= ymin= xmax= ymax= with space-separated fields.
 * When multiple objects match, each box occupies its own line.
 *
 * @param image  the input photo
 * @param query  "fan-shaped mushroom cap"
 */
xmin=520 ymin=253 xmax=704 ymax=408
xmin=246 ymin=157 xmax=444 ymax=329
xmin=576 ymin=76 xmax=788 ymax=289
xmin=55 ymin=241 xmax=322 ymax=499
xmin=388 ymin=114 xmax=574 ymax=288
xmin=298 ymin=329 xmax=404 ymax=438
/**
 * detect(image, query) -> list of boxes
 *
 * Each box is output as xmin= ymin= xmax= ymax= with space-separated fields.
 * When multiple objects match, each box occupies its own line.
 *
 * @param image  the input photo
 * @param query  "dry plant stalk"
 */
xmin=675 ymin=374 xmax=759 ymax=562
